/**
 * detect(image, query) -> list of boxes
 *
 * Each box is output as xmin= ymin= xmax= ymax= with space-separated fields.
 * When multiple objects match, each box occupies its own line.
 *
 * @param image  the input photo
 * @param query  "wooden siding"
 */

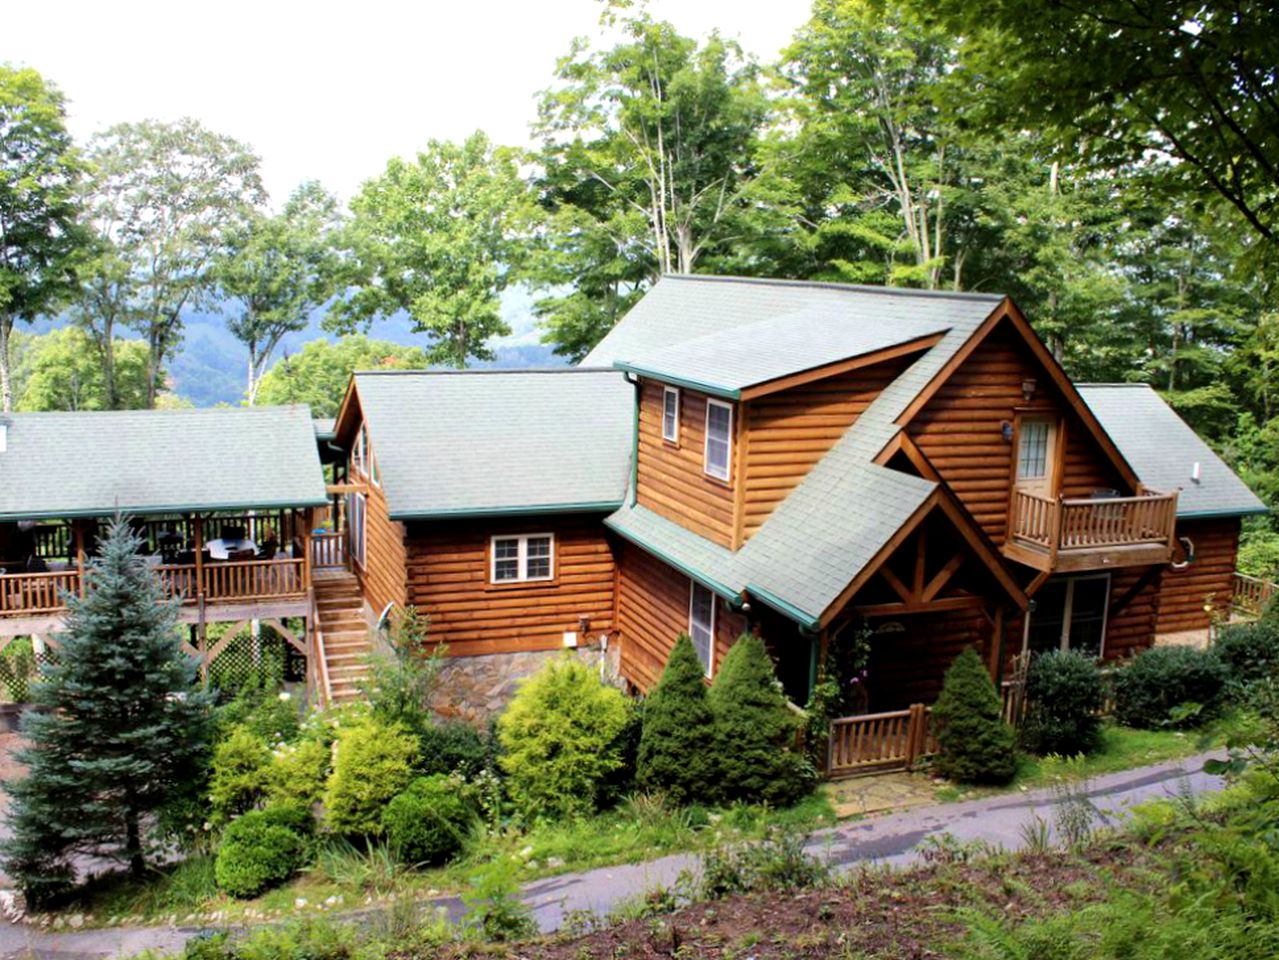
xmin=907 ymin=323 xmax=1126 ymax=543
xmin=864 ymin=609 xmax=989 ymax=712
xmin=742 ymin=357 xmax=912 ymax=539
xmin=1156 ymin=517 xmax=1241 ymax=634
xmin=354 ymin=479 xmax=408 ymax=618
xmin=616 ymin=542 xmax=746 ymax=692
xmin=404 ymin=516 xmax=615 ymax=657
xmin=636 ymin=381 xmax=737 ymax=548
xmin=1104 ymin=566 xmax=1163 ymax=659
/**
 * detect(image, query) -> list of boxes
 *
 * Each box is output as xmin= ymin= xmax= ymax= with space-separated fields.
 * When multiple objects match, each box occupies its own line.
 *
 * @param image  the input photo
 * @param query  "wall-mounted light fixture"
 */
xmin=1021 ymin=378 xmax=1038 ymax=402
xmin=1001 ymin=421 xmax=1014 ymax=442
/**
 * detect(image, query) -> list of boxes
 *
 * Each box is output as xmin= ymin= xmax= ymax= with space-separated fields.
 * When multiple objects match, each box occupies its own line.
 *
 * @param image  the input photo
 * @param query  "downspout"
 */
xmin=624 ymin=372 xmax=640 ymax=507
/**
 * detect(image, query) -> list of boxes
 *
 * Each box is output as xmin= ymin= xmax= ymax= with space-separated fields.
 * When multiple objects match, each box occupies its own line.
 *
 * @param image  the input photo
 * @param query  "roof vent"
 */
xmin=1191 ymin=461 xmax=1201 ymax=483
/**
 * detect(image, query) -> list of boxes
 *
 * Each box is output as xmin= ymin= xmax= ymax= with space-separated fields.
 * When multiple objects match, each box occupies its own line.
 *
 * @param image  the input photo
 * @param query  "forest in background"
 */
xmin=2 ymin=0 xmax=1277 ymax=568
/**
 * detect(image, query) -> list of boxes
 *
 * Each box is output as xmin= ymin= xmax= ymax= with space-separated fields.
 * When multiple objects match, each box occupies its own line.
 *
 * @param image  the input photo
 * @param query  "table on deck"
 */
xmin=206 ymin=538 xmax=258 ymax=561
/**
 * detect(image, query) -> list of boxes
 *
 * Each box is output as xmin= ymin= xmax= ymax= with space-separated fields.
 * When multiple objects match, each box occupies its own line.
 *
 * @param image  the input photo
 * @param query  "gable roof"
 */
xmin=1079 ymin=384 xmax=1267 ymax=519
xmin=589 ymin=275 xmax=1000 ymax=397
xmin=348 ymin=369 xmax=633 ymax=520
xmin=0 ymin=406 xmax=327 ymax=521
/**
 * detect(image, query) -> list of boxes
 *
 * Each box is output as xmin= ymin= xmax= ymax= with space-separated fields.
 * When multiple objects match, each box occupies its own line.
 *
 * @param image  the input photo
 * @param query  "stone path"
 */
xmin=0 ymin=750 xmax=1226 ymax=959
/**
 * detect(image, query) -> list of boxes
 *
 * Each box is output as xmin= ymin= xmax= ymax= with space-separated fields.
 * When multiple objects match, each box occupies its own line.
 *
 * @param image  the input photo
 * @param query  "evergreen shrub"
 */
xmin=1020 ymin=650 xmax=1105 ymax=756
xmin=497 ymin=655 xmax=630 ymax=819
xmin=1113 ymin=645 xmax=1228 ymax=729
xmin=932 ymin=647 xmax=1017 ymax=784
xmin=416 ymin=720 xmax=490 ymax=779
xmin=1215 ymin=620 xmax=1279 ymax=686
xmin=214 ymin=806 xmax=310 ymax=899
xmin=381 ymin=775 xmax=476 ymax=866
xmin=323 ymin=719 xmax=418 ymax=837
xmin=709 ymin=633 xmax=813 ymax=806
xmin=637 ymin=634 xmax=718 ymax=804
xmin=209 ymin=726 xmax=272 ymax=824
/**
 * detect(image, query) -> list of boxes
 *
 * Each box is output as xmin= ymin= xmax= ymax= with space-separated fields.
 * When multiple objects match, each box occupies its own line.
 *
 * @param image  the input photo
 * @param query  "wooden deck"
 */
xmin=1003 ymin=488 xmax=1178 ymax=571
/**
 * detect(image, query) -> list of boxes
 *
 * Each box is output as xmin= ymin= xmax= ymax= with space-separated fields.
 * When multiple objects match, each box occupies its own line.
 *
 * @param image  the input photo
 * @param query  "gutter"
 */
xmin=1176 ymin=506 xmax=1271 ymax=520
xmin=604 ymin=516 xmax=741 ymax=604
xmin=624 ymin=372 xmax=640 ymax=507
xmin=744 ymin=585 xmax=821 ymax=632
xmin=390 ymin=500 xmax=625 ymax=522
xmin=0 ymin=497 xmax=331 ymax=522
xmin=615 ymin=362 xmax=740 ymax=400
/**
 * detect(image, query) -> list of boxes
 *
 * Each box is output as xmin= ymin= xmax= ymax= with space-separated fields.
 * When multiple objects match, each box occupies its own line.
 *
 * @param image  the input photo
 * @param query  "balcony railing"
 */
xmin=0 ymin=557 xmax=307 ymax=619
xmin=1005 ymin=488 xmax=1179 ymax=572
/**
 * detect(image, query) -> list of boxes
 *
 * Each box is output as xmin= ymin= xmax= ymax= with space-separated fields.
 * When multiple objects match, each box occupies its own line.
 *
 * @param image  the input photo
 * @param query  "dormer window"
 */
xmin=704 ymin=399 xmax=733 ymax=482
xmin=662 ymin=387 xmax=680 ymax=444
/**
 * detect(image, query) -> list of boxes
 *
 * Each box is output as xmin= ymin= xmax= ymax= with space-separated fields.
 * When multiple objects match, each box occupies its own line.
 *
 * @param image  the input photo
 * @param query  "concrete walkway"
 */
xmin=0 ymin=750 xmax=1225 ymax=959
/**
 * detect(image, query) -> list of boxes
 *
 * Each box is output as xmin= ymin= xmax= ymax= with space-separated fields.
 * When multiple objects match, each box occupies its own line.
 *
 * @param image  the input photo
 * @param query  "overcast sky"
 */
xmin=3 ymin=0 xmax=812 ymax=205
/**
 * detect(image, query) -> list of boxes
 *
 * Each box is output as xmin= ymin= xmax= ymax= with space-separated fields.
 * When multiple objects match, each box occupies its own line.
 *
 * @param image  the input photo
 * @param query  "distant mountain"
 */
xmin=39 ymin=286 xmax=566 ymax=407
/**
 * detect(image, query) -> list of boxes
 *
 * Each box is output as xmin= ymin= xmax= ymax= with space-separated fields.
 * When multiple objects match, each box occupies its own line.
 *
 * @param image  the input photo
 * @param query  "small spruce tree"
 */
xmin=931 ymin=647 xmax=1017 ymax=785
xmin=708 ymin=633 xmax=810 ymax=806
xmin=637 ymin=634 xmax=718 ymax=804
xmin=0 ymin=517 xmax=214 ymax=905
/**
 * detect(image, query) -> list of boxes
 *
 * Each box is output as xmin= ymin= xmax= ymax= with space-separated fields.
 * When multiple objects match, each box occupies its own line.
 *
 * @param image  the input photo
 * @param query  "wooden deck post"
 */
xmin=73 ymin=520 xmax=87 ymax=597
xmin=301 ymin=508 xmax=313 ymax=590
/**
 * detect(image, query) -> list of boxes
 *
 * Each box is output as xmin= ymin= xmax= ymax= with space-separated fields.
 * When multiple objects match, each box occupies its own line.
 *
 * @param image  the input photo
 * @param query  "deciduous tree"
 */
xmin=253 ymin=335 xmax=427 ymax=417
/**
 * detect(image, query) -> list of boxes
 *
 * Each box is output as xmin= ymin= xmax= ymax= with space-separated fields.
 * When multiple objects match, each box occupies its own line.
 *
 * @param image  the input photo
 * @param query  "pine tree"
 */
xmin=0 ymin=517 xmax=214 ymax=905
xmin=636 ymin=634 xmax=718 ymax=804
xmin=708 ymin=633 xmax=810 ymax=806
xmin=932 ymin=647 xmax=1017 ymax=784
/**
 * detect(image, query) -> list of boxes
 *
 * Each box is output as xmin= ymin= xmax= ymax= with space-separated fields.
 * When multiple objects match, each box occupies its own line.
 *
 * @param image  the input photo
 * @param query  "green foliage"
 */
xmin=416 ymin=720 xmax=492 ymax=780
xmin=699 ymin=827 xmax=830 ymax=899
xmin=253 ymin=334 xmax=427 ymax=417
xmin=461 ymin=856 xmax=536 ymax=942
xmin=208 ymin=726 xmax=273 ymax=825
xmin=1113 ymin=645 xmax=1228 ymax=730
xmin=362 ymin=605 xmax=440 ymax=734
xmin=497 ymin=655 xmax=631 ymax=820
xmin=322 ymin=718 xmax=418 ymax=838
xmin=331 ymin=131 xmax=532 ymax=367
xmin=9 ymin=328 xmax=150 ymax=412
xmin=708 ymin=633 xmax=813 ymax=806
xmin=637 ymin=634 xmax=719 ymax=804
xmin=264 ymin=737 xmax=331 ymax=813
xmin=1216 ymin=620 xmax=1279 ymax=687
xmin=1020 ymin=650 xmax=1105 ymax=757
xmin=381 ymin=775 xmax=476 ymax=867
xmin=214 ymin=807 xmax=310 ymax=899
xmin=215 ymin=674 xmax=299 ymax=744
xmin=0 ymin=518 xmax=214 ymax=904
xmin=932 ymin=647 xmax=1017 ymax=784
xmin=804 ymin=620 xmax=872 ymax=765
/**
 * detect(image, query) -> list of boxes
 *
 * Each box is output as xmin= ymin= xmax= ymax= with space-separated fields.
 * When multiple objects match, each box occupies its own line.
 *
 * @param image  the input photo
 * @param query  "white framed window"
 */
xmin=688 ymin=581 xmax=716 ymax=677
xmin=704 ymin=399 xmax=733 ymax=482
xmin=353 ymin=424 xmax=369 ymax=477
xmin=370 ymin=450 xmax=380 ymax=487
xmin=662 ymin=387 xmax=680 ymax=444
xmin=490 ymin=534 xmax=555 ymax=584
xmin=1026 ymin=573 xmax=1110 ymax=658
xmin=347 ymin=491 xmax=367 ymax=570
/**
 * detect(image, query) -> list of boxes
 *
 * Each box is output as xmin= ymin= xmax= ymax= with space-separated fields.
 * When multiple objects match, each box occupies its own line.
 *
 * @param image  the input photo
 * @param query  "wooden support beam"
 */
xmin=852 ymin=595 xmax=986 ymax=617
xmin=913 ymin=528 xmax=927 ymax=599
xmin=879 ymin=566 xmax=914 ymax=605
xmin=921 ymin=553 xmax=965 ymax=603
xmin=1109 ymin=566 xmax=1163 ymax=619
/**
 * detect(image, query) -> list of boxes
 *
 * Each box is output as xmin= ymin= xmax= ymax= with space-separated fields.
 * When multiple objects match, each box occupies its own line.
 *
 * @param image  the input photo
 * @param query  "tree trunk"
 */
xmin=0 ymin=315 xmax=12 ymax=414
xmin=124 ymin=803 xmax=145 ymax=878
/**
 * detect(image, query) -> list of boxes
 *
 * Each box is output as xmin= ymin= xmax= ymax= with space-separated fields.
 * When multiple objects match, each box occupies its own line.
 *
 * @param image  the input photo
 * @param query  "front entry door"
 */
xmin=1015 ymin=416 xmax=1058 ymax=497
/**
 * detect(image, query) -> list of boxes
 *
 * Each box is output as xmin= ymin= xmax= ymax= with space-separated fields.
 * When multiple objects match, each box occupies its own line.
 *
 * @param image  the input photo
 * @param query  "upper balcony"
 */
xmin=1002 ymin=488 xmax=1179 ymax=572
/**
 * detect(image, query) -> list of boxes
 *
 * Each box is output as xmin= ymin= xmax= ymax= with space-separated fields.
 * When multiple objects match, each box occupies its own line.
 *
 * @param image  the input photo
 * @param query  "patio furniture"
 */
xmin=207 ymin=537 xmax=257 ymax=561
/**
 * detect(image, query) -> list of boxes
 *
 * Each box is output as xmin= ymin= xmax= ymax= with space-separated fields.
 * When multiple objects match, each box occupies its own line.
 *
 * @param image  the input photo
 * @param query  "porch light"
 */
xmin=1021 ymin=378 xmax=1038 ymax=402
xmin=1001 ymin=421 xmax=1014 ymax=442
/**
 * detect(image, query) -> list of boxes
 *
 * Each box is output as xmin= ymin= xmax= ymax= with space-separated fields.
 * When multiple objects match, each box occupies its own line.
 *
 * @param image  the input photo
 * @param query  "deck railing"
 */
xmin=1009 ymin=488 xmax=1178 ymax=556
xmin=827 ymin=703 xmax=937 ymax=777
xmin=1233 ymin=572 xmax=1279 ymax=617
xmin=310 ymin=533 xmax=347 ymax=569
xmin=0 ymin=557 xmax=307 ymax=617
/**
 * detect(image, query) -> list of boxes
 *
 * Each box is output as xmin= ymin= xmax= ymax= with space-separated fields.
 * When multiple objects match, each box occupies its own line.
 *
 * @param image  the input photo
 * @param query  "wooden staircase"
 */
xmin=312 ymin=570 xmax=371 ymax=703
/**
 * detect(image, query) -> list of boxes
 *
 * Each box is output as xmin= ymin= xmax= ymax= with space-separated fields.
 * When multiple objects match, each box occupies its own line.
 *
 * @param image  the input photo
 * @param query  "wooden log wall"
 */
xmin=741 ymin=356 xmax=912 ymax=540
xmin=616 ymin=542 xmax=746 ymax=692
xmin=863 ymin=609 xmax=988 ymax=712
xmin=636 ymin=380 xmax=737 ymax=549
xmin=349 ymin=421 xmax=407 ymax=618
xmin=907 ymin=323 xmax=1126 ymax=544
xmin=1105 ymin=566 xmax=1163 ymax=658
xmin=1156 ymin=517 xmax=1241 ymax=634
xmin=405 ymin=516 xmax=616 ymax=657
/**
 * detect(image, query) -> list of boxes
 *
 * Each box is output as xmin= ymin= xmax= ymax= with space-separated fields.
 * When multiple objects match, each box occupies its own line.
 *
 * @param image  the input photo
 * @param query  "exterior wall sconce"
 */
xmin=1001 ymin=421 xmax=1014 ymax=442
xmin=1021 ymin=378 xmax=1038 ymax=402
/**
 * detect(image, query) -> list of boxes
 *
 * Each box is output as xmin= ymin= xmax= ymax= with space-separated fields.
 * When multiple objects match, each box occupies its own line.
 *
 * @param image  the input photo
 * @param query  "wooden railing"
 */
xmin=310 ymin=533 xmax=347 ymax=569
xmin=24 ymin=512 xmax=307 ymax=562
xmin=309 ymin=588 xmax=333 ymax=708
xmin=1009 ymin=489 xmax=1178 ymax=555
xmin=827 ymin=703 xmax=936 ymax=777
xmin=0 ymin=571 xmax=81 ymax=616
xmin=1233 ymin=572 xmax=1279 ymax=618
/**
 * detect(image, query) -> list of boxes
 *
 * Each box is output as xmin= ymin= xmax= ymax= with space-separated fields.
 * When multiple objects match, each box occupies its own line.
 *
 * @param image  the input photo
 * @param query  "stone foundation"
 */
xmin=428 ymin=638 xmax=623 ymax=726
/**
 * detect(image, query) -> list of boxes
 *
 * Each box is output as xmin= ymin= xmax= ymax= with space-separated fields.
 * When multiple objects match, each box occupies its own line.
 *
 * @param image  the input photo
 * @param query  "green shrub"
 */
xmin=214 ymin=807 xmax=309 ymax=899
xmin=208 ymin=726 xmax=272 ymax=824
xmin=461 ymin=856 xmax=535 ymax=942
xmin=598 ymin=698 xmax=645 ymax=808
xmin=1020 ymin=650 xmax=1105 ymax=756
xmin=1113 ymin=645 xmax=1228 ymax=729
xmin=214 ymin=687 xmax=300 ymax=746
xmin=637 ymin=634 xmax=719 ymax=804
xmin=265 ymin=737 xmax=331 ymax=812
xmin=708 ymin=633 xmax=813 ymax=806
xmin=416 ymin=720 xmax=491 ymax=779
xmin=497 ymin=655 xmax=631 ymax=820
xmin=932 ymin=647 xmax=1017 ymax=784
xmin=322 ymin=719 xmax=418 ymax=837
xmin=381 ymin=775 xmax=476 ymax=866
xmin=1215 ymin=620 xmax=1279 ymax=686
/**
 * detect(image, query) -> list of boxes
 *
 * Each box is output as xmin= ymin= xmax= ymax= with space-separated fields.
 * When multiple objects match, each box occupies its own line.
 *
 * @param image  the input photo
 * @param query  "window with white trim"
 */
xmin=662 ymin=387 xmax=680 ymax=443
xmin=490 ymin=534 xmax=555 ymax=584
xmin=704 ymin=399 xmax=733 ymax=481
xmin=353 ymin=424 xmax=369 ymax=477
xmin=688 ymin=581 xmax=716 ymax=677
xmin=347 ymin=491 xmax=367 ymax=569
xmin=1027 ymin=573 xmax=1110 ymax=658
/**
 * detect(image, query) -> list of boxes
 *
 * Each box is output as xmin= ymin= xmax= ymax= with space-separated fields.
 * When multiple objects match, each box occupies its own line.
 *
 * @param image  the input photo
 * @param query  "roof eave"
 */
xmin=1177 ymin=505 xmax=1270 ymax=520
xmin=603 ymin=514 xmax=742 ymax=604
xmin=391 ymin=500 xmax=625 ymax=522
xmin=744 ymin=584 xmax=821 ymax=631
xmin=612 ymin=362 xmax=741 ymax=400
xmin=0 ymin=495 xmax=331 ymax=523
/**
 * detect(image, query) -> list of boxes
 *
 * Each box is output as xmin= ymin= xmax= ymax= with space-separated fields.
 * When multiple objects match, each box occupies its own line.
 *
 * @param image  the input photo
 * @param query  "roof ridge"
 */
xmin=354 ymin=367 xmax=613 ymax=377
xmin=662 ymin=274 xmax=1006 ymax=304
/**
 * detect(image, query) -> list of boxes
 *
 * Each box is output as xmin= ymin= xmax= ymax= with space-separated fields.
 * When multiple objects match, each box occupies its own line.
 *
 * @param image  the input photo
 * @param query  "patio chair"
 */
xmin=221 ymin=524 xmax=247 ymax=542
xmin=227 ymin=548 xmax=256 ymax=563
xmin=257 ymin=536 xmax=278 ymax=561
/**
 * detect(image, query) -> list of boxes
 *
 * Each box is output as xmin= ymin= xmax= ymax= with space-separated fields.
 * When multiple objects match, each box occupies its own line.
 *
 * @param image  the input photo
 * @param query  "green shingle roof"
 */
xmin=1079 ymin=384 xmax=1267 ymax=519
xmin=0 ymin=406 xmax=328 ymax=521
xmin=353 ymin=370 xmax=633 ymax=520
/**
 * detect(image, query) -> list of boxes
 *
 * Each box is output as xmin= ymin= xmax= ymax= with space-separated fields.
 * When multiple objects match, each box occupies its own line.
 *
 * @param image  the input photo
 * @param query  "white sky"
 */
xmin=3 ymin=0 xmax=812 ymax=205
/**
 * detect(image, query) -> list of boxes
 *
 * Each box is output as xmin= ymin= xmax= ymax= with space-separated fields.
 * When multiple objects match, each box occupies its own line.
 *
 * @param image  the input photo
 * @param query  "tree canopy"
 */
xmin=253 ymin=334 xmax=427 ymax=418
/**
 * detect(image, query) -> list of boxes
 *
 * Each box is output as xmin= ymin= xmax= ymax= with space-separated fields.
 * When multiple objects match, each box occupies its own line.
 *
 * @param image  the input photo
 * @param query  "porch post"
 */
xmin=193 ymin=514 xmax=208 ymax=683
xmin=987 ymin=606 xmax=1005 ymax=684
xmin=301 ymin=508 xmax=313 ymax=590
xmin=73 ymin=520 xmax=87 ymax=597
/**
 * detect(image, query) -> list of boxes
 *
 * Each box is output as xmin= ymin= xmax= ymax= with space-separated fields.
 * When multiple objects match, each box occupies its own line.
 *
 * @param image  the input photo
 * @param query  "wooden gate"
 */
xmin=827 ymin=703 xmax=937 ymax=778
